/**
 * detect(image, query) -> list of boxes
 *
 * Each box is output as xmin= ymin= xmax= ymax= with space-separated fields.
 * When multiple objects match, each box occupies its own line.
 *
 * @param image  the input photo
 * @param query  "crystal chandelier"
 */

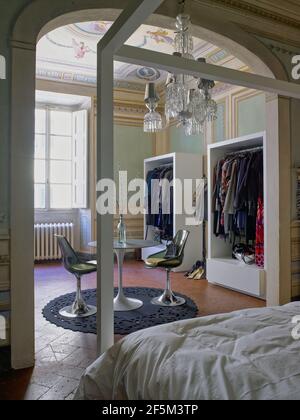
xmin=143 ymin=82 xmax=163 ymax=133
xmin=165 ymin=13 xmax=217 ymax=136
xmin=143 ymin=5 xmax=218 ymax=136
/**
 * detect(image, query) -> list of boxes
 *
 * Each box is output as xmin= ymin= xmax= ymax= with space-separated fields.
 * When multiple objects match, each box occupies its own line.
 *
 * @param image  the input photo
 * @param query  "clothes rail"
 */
xmin=226 ymin=146 xmax=263 ymax=156
xmin=154 ymin=163 xmax=173 ymax=169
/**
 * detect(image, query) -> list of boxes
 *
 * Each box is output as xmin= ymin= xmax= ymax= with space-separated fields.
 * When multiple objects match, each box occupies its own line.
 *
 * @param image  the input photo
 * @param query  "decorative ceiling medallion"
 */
xmin=136 ymin=67 xmax=161 ymax=81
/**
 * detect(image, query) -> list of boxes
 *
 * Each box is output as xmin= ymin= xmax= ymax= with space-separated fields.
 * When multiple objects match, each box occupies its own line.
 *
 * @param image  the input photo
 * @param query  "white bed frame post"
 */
xmin=96 ymin=0 xmax=164 ymax=355
xmin=97 ymin=0 xmax=300 ymax=356
xmin=115 ymin=46 xmax=300 ymax=100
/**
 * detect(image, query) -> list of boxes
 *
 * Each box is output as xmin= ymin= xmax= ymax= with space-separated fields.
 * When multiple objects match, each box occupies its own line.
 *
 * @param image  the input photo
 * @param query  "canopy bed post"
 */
xmin=96 ymin=0 xmax=164 ymax=355
xmin=115 ymin=46 xmax=300 ymax=100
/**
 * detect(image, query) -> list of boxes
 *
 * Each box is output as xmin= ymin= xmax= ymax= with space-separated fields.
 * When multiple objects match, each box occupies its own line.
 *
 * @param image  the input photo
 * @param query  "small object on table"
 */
xmin=117 ymin=214 xmax=127 ymax=244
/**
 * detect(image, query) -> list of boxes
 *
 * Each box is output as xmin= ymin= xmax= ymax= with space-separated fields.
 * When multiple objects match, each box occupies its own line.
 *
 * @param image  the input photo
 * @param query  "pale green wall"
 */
xmin=213 ymin=102 xmax=227 ymax=142
xmin=237 ymin=93 xmax=266 ymax=137
xmin=169 ymin=94 xmax=266 ymax=151
xmin=169 ymin=125 xmax=205 ymax=154
xmin=114 ymin=125 xmax=153 ymax=184
xmin=212 ymin=94 xmax=266 ymax=143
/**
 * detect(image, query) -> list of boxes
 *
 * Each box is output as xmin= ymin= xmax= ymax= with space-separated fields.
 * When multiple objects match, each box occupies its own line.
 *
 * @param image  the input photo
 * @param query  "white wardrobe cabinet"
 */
xmin=142 ymin=153 xmax=203 ymax=272
xmin=207 ymin=133 xmax=266 ymax=299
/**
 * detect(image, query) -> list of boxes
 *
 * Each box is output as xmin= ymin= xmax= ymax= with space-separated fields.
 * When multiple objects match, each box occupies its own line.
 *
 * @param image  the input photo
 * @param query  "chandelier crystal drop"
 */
xmin=143 ymin=6 xmax=218 ymax=136
xmin=143 ymin=82 xmax=163 ymax=133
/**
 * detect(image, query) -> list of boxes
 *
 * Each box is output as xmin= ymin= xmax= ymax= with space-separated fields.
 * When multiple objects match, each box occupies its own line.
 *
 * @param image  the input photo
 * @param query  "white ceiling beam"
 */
xmin=96 ymin=0 xmax=164 ymax=355
xmin=116 ymin=45 xmax=300 ymax=99
xmin=98 ymin=0 xmax=163 ymax=53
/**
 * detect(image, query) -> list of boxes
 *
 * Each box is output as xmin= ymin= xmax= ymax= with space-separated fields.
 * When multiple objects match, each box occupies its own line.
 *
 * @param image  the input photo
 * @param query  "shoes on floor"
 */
xmin=185 ymin=261 xmax=205 ymax=279
xmin=194 ymin=268 xmax=205 ymax=280
xmin=185 ymin=261 xmax=206 ymax=280
xmin=187 ymin=267 xmax=202 ymax=279
xmin=185 ymin=260 xmax=202 ymax=278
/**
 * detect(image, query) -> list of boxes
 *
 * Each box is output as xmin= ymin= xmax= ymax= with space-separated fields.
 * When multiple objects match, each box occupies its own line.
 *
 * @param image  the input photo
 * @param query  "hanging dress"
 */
xmin=255 ymin=196 xmax=264 ymax=268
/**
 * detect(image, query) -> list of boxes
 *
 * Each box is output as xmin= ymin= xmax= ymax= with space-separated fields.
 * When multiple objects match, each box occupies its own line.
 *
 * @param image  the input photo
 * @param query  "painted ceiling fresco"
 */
xmin=36 ymin=21 xmax=246 ymax=89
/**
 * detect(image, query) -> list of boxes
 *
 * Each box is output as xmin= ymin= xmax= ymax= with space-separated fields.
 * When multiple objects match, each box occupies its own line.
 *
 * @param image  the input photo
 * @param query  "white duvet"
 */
xmin=76 ymin=303 xmax=300 ymax=400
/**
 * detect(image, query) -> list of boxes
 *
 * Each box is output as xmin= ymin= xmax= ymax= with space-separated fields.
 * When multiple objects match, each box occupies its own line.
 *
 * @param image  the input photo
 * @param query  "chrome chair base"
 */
xmin=59 ymin=302 xmax=97 ymax=319
xmin=151 ymin=268 xmax=186 ymax=307
xmin=151 ymin=290 xmax=186 ymax=307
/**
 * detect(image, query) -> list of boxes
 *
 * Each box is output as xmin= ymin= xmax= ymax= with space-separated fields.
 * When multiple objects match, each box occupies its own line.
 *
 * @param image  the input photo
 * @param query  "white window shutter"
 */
xmin=72 ymin=109 xmax=88 ymax=209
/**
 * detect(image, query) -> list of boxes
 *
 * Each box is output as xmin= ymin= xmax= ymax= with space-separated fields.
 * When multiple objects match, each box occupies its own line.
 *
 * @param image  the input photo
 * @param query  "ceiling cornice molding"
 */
xmin=267 ymin=43 xmax=298 ymax=57
xmin=200 ymin=0 xmax=300 ymax=30
xmin=36 ymin=72 xmax=147 ymax=92
xmin=114 ymin=102 xmax=145 ymax=114
xmin=237 ymin=23 xmax=300 ymax=48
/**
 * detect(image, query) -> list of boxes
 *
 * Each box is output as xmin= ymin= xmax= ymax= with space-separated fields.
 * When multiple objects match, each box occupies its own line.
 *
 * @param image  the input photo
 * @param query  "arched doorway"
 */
xmin=10 ymin=0 xmax=290 ymax=369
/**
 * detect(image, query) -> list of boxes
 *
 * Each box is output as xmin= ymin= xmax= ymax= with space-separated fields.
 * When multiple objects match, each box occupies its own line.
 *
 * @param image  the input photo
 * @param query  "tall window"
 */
xmin=35 ymin=107 xmax=87 ymax=210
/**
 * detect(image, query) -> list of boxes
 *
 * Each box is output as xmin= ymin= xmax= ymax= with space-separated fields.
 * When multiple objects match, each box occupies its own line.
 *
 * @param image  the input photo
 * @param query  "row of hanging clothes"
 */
xmin=145 ymin=165 xmax=174 ymax=241
xmin=212 ymin=147 xmax=264 ymax=268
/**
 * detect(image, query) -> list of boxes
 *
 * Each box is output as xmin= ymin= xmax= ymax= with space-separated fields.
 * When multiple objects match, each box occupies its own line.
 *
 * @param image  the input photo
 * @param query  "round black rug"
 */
xmin=42 ymin=287 xmax=198 ymax=335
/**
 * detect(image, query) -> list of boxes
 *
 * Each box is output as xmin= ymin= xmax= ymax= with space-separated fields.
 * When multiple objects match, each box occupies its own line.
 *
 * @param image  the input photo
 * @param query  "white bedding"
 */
xmin=75 ymin=303 xmax=300 ymax=400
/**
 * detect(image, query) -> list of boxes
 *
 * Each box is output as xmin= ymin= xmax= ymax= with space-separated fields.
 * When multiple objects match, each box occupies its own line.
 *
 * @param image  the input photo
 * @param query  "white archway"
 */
xmin=10 ymin=0 xmax=292 ymax=369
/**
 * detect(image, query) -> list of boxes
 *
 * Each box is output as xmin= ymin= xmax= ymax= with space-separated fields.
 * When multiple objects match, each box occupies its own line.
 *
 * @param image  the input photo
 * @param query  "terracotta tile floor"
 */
xmin=0 ymin=260 xmax=265 ymax=400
